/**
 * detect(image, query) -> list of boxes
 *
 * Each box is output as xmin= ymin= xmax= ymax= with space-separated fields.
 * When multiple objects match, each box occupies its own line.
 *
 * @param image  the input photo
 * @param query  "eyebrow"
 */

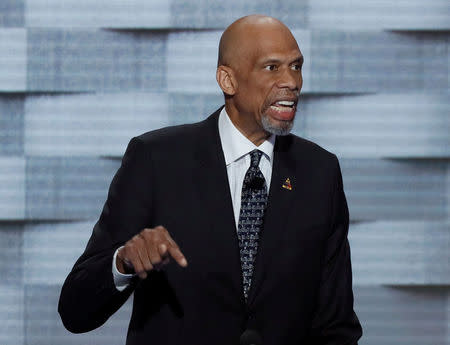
xmin=290 ymin=55 xmax=304 ymax=66
xmin=261 ymin=55 xmax=304 ymax=66
xmin=295 ymin=55 xmax=304 ymax=66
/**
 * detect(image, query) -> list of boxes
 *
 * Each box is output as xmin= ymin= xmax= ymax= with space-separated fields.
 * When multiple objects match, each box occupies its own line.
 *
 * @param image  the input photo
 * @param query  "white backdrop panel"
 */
xmin=0 ymin=29 xmax=26 ymax=91
xmin=23 ymin=221 xmax=94 ymax=285
xmin=309 ymin=0 xmax=450 ymax=30
xmin=302 ymin=94 xmax=450 ymax=158
xmin=25 ymin=93 xmax=169 ymax=156
xmin=0 ymin=157 xmax=25 ymax=219
xmin=350 ymin=221 xmax=450 ymax=285
xmin=26 ymin=0 xmax=170 ymax=28
xmin=0 ymin=286 xmax=24 ymax=345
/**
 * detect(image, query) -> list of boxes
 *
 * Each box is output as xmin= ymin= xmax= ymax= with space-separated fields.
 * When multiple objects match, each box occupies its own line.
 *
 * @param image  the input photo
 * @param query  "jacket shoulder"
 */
xmin=139 ymin=120 xmax=206 ymax=144
xmin=130 ymin=114 xmax=215 ymax=154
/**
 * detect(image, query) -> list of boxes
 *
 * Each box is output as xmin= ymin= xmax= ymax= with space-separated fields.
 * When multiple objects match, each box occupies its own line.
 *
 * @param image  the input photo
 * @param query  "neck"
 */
xmin=224 ymin=103 xmax=271 ymax=146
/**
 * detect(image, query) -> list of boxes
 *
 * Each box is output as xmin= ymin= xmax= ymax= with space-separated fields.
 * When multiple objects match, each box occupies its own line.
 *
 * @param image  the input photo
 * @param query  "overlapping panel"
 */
xmin=0 ymin=29 xmax=26 ymax=91
xmin=169 ymin=0 xmax=308 ymax=29
xmin=309 ymin=0 xmax=450 ymax=30
xmin=25 ymin=93 xmax=169 ymax=157
xmin=340 ymin=159 xmax=448 ymax=221
xmin=0 ymin=286 xmax=24 ymax=345
xmin=167 ymin=31 xmax=221 ymax=94
xmin=25 ymin=158 xmax=120 ymax=220
xmin=310 ymin=31 xmax=448 ymax=92
xmin=0 ymin=226 xmax=22 ymax=344
xmin=350 ymin=221 xmax=449 ymax=285
xmin=447 ymin=167 xmax=450 ymax=219
xmin=27 ymin=29 xmax=167 ymax=92
xmin=448 ymin=40 xmax=450 ymax=94
xmin=0 ymin=224 xmax=23 ymax=285
xmin=24 ymin=0 xmax=450 ymax=31
xmin=0 ymin=95 xmax=24 ymax=155
xmin=167 ymin=30 xmax=312 ymax=93
xmin=354 ymin=286 xmax=449 ymax=345
xmin=421 ymin=32 xmax=449 ymax=92
xmin=24 ymin=221 xmax=97 ymax=285
xmin=25 ymin=285 xmax=131 ymax=345
xmin=447 ymin=296 xmax=450 ymax=345
xmin=300 ymin=94 xmax=450 ymax=158
xmin=168 ymin=93 xmax=223 ymax=124
xmin=0 ymin=0 xmax=24 ymax=27
xmin=26 ymin=0 xmax=169 ymax=28
xmin=0 ymin=158 xmax=25 ymax=219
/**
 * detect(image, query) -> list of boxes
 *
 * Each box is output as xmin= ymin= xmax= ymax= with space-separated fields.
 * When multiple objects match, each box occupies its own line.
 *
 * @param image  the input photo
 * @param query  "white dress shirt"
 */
xmin=218 ymin=107 xmax=275 ymax=228
xmin=112 ymin=107 xmax=275 ymax=290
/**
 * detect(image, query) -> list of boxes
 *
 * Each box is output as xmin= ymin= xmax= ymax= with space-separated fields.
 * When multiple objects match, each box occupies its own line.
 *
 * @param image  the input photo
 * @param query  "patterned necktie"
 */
xmin=237 ymin=149 xmax=268 ymax=300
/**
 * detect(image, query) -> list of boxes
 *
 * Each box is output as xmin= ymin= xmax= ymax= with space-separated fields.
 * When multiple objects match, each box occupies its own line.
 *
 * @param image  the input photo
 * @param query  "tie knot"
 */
xmin=249 ymin=150 xmax=263 ymax=168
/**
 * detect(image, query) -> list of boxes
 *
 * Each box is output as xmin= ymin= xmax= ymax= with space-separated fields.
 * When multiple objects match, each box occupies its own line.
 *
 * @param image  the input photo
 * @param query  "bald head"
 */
xmin=217 ymin=15 xmax=297 ymax=68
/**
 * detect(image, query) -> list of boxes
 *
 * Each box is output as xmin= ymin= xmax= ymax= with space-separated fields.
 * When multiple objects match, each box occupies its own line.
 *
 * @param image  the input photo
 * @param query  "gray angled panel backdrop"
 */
xmin=0 ymin=1 xmax=449 ymax=344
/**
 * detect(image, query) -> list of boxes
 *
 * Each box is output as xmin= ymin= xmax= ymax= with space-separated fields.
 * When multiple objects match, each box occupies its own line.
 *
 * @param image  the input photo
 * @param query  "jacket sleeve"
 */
xmin=58 ymin=137 xmax=153 ymax=333
xmin=308 ymin=156 xmax=363 ymax=344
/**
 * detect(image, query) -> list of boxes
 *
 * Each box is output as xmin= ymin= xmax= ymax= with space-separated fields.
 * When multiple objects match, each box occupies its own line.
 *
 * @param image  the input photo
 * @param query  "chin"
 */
xmin=261 ymin=114 xmax=294 ymax=136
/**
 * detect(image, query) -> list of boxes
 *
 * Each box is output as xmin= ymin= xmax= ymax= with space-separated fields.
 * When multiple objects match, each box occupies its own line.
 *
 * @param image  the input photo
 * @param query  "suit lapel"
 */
xmin=247 ymin=135 xmax=297 ymax=306
xmin=192 ymin=109 xmax=245 ymax=304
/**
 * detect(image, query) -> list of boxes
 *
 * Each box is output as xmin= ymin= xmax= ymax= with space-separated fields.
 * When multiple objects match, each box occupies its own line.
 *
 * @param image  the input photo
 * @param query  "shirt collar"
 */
xmin=218 ymin=107 xmax=275 ymax=166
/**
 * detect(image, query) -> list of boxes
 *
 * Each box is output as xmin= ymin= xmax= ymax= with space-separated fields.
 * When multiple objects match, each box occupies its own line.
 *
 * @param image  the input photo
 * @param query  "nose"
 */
xmin=277 ymin=68 xmax=301 ymax=91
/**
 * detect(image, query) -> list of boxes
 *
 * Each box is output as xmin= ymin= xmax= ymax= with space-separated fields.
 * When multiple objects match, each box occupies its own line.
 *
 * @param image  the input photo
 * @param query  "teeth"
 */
xmin=270 ymin=105 xmax=294 ymax=112
xmin=277 ymin=101 xmax=294 ymax=106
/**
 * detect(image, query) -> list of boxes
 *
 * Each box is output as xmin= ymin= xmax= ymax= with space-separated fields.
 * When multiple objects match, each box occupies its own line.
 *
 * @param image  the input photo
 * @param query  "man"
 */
xmin=59 ymin=15 xmax=362 ymax=344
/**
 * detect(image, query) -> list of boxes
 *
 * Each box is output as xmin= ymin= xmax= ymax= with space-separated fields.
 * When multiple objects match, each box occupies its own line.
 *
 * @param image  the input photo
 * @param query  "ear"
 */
xmin=216 ymin=65 xmax=237 ymax=96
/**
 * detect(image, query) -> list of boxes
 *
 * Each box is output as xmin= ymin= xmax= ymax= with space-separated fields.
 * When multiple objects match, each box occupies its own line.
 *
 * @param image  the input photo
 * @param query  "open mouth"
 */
xmin=268 ymin=100 xmax=297 ymax=120
xmin=270 ymin=100 xmax=296 ymax=111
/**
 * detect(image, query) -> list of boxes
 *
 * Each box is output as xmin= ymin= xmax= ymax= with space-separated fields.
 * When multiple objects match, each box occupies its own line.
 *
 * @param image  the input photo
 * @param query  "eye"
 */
xmin=291 ymin=64 xmax=302 ymax=71
xmin=264 ymin=65 xmax=277 ymax=71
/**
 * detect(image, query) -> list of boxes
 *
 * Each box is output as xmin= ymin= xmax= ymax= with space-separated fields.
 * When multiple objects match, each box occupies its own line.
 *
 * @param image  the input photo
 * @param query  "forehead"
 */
xmin=244 ymin=25 xmax=302 ymax=62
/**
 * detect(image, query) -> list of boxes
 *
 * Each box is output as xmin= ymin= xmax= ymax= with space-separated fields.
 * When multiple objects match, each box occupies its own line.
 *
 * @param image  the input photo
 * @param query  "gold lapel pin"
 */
xmin=282 ymin=178 xmax=292 ymax=190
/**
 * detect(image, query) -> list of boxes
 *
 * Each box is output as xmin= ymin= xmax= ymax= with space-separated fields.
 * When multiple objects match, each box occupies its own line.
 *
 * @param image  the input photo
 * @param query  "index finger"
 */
xmin=168 ymin=245 xmax=188 ymax=267
xmin=159 ymin=230 xmax=188 ymax=268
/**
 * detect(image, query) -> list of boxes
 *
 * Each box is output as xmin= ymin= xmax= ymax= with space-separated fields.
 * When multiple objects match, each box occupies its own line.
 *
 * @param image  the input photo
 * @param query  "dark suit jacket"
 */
xmin=58 ymin=108 xmax=362 ymax=345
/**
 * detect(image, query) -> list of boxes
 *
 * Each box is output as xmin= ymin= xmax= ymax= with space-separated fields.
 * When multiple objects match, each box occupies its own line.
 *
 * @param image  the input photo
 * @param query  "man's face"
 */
xmin=233 ymin=27 xmax=303 ymax=136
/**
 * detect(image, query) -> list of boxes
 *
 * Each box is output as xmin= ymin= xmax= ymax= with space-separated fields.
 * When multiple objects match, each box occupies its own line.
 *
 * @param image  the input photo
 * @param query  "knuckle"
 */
xmin=151 ymin=257 xmax=162 ymax=265
xmin=140 ymin=230 xmax=150 ymax=239
xmin=156 ymin=225 xmax=167 ymax=234
xmin=125 ymin=242 xmax=135 ymax=251
xmin=142 ymin=228 xmax=153 ymax=235
xmin=132 ymin=234 xmax=142 ymax=243
xmin=141 ymin=229 xmax=157 ymax=242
